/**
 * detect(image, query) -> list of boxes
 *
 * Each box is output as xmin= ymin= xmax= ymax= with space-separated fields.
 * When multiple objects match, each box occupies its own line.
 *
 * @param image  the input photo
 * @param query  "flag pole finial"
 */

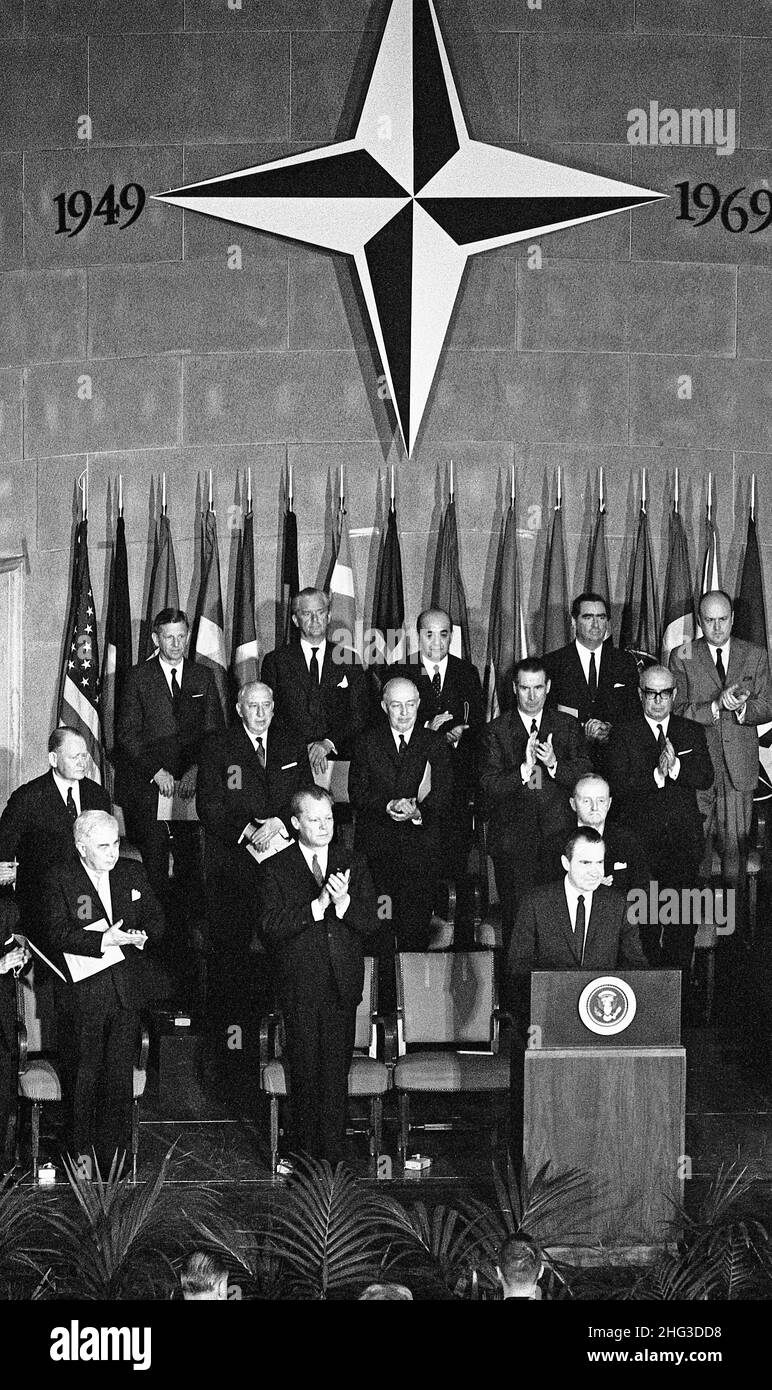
xmin=162 ymin=472 xmax=167 ymax=515
xmin=751 ymin=473 xmax=756 ymax=522
xmin=599 ymin=465 xmax=604 ymax=513
xmin=556 ymin=464 xmax=561 ymax=510
xmin=674 ymin=467 xmax=679 ymax=514
xmin=641 ymin=467 xmax=646 ymax=515
xmin=510 ymin=461 xmax=515 ymax=509
xmin=390 ymin=464 xmax=395 ymax=512
xmin=208 ymin=469 xmax=213 ymax=511
xmin=707 ymin=471 xmax=712 ymax=522
xmin=288 ymin=463 xmax=293 ymax=509
xmin=449 ymin=458 xmax=454 ymax=502
xmin=118 ymin=473 xmax=123 ymax=518
xmin=247 ymin=466 xmax=252 ymax=512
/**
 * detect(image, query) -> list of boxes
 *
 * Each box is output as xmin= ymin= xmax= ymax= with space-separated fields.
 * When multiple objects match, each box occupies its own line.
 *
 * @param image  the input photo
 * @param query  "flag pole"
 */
xmin=118 ymin=473 xmax=123 ymax=518
xmin=641 ymin=467 xmax=647 ymax=515
xmin=707 ymin=471 xmax=712 ymax=522
xmin=449 ymin=458 xmax=454 ymax=502
xmin=510 ymin=461 xmax=515 ymax=510
xmin=247 ymin=466 xmax=252 ymax=513
xmin=674 ymin=467 xmax=679 ymax=514
xmin=599 ymin=465 xmax=604 ymax=513
xmin=208 ymin=468 xmax=213 ymax=513
xmin=556 ymin=464 xmax=561 ymax=510
xmin=751 ymin=473 xmax=756 ymax=522
xmin=288 ymin=463 xmax=293 ymax=509
xmin=390 ymin=464 xmax=395 ymax=513
xmin=162 ymin=472 xmax=167 ymax=516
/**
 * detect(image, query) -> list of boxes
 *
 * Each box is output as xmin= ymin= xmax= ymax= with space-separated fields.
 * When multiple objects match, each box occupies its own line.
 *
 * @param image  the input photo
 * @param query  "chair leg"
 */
xmin=131 ymin=1101 xmax=139 ymax=1184
xmin=398 ymin=1093 xmax=410 ymax=1160
xmin=370 ymin=1096 xmax=383 ymax=1157
xmin=31 ymin=1101 xmax=40 ymax=1182
xmin=748 ymin=871 xmax=758 ymax=948
xmin=705 ymin=948 xmax=715 ymax=1025
xmin=270 ymin=1096 xmax=279 ymax=1173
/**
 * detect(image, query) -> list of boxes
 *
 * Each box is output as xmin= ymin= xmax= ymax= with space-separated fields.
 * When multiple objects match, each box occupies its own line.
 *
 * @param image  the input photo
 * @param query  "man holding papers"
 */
xmin=43 ymin=811 xmax=165 ymax=1177
xmin=349 ymin=676 xmax=453 ymax=954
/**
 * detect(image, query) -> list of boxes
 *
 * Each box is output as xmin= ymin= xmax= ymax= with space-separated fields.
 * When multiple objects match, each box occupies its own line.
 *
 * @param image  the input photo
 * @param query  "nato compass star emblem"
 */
xmin=156 ymin=0 xmax=664 ymax=457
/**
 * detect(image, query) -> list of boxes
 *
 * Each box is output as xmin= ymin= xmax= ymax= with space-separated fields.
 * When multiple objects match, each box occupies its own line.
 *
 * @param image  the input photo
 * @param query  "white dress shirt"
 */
xmin=301 ymin=638 xmax=326 ymax=678
xmin=300 ymin=842 xmax=350 ymax=920
xmin=644 ymin=712 xmax=681 ymax=786
xmin=563 ymin=876 xmax=593 ymax=956
xmin=158 ymin=655 xmax=184 ymax=694
xmin=575 ymin=640 xmax=602 ymax=685
xmin=82 ymin=863 xmax=113 ymax=931
xmin=52 ymin=769 xmax=81 ymax=814
xmin=421 ymin=655 xmax=448 ymax=689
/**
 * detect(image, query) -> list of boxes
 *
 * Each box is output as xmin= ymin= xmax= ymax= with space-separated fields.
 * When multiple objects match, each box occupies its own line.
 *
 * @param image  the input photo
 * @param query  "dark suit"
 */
xmin=541 ymin=822 xmax=652 ymax=899
xmin=115 ymin=655 xmax=224 ymax=977
xmin=261 ymin=641 xmax=370 ymax=759
xmin=544 ymin=640 xmax=639 ymax=775
xmin=196 ymin=719 xmax=313 ymax=1026
xmin=479 ymin=709 xmax=592 ymax=949
xmin=43 ymin=856 xmax=165 ymax=1171
xmin=671 ymin=636 xmax=772 ymax=887
xmin=508 ymin=881 xmax=648 ymax=983
xmin=0 ymin=770 xmax=110 ymax=930
xmin=349 ymin=723 xmax=453 ymax=951
xmin=605 ymin=712 xmax=714 ymax=974
xmin=259 ymin=841 xmax=377 ymax=1163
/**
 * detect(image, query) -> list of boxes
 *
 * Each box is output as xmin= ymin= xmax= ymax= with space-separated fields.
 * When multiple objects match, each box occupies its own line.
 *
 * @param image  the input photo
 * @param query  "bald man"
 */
xmin=541 ymin=773 xmax=651 ymax=897
xmin=196 ymin=681 xmax=312 ymax=1031
xmin=349 ymin=677 xmax=453 ymax=955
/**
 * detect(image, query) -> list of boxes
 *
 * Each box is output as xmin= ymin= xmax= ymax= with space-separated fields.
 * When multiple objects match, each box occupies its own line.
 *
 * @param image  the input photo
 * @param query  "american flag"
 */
xmin=57 ymin=519 xmax=103 ymax=782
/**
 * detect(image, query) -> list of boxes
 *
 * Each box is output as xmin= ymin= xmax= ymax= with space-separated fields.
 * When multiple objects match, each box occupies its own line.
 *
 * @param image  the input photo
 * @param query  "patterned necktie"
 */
xmin=311 ymin=853 xmax=325 ymax=888
xmin=431 ymin=665 xmax=442 ymax=704
xmin=657 ymin=723 xmax=667 ymax=754
xmin=575 ymin=894 xmax=586 ymax=963
xmin=588 ymin=652 xmax=598 ymax=701
xmin=530 ymin=719 xmax=538 ymax=736
xmin=255 ymin=736 xmax=265 ymax=768
xmin=715 ymin=647 xmax=726 ymax=683
xmin=66 ymin=786 xmax=77 ymax=822
xmin=398 ymin=734 xmax=407 ymax=760
xmin=170 ymin=667 xmax=181 ymax=713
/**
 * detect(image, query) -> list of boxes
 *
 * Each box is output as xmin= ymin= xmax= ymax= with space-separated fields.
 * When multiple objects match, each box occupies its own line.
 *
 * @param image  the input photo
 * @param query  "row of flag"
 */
xmin=56 ymin=467 xmax=769 ymax=792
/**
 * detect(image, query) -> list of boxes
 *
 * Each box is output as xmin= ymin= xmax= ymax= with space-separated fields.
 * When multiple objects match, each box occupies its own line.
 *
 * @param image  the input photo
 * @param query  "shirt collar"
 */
xmin=52 ymin=769 xmax=77 ymax=796
xmin=706 ymin=639 xmax=730 ymax=659
xmin=299 ymin=842 xmax=327 ymax=873
xmin=644 ymin=712 xmax=670 ymax=738
xmin=392 ymin=726 xmax=413 ymax=748
xmin=421 ymin=654 xmax=448 ymax=681
xmin=518 ymin=708 xmax=542 ymax=733
xmin=301 ymin=637 xmax=326 ymax=659
xmin=242 ymin=723 xmax=266 ymax=751
xmin=159 ymin=655 xmax=183 ymax=673
xmin=563 ymin=875 xmax=594 ymax=916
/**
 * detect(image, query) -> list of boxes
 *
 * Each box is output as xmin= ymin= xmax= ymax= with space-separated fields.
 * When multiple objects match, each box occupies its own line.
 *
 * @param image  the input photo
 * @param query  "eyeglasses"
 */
xmin=641 ymin=688 xmax=675 ymax=698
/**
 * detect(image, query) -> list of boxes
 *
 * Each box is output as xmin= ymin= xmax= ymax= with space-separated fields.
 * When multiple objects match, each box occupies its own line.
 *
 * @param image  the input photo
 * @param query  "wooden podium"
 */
xmin=523 ymin=970 xmax=685 ymax=1249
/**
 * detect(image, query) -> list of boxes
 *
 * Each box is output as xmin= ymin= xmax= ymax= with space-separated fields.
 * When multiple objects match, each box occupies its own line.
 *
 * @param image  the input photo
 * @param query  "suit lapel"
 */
xmin=44 ymin=771 xmax=73 ymax=829
xmin=726 ymin=639 xmax=748 ymax=688
xmin=75 ymin=859 xmax=113 ymax=926
xmin=696 ymin=639 xmax=723 ymax=693
xmin=151 ymin=655 xmax=175 ymax=707
xmin=557 ymin=885 xmax=582 ymax=964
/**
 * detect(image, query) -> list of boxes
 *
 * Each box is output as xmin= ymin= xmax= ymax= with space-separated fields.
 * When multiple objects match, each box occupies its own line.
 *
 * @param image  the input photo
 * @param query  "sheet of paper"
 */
xmin=157 ymin=789 xmax=199 ymax=821
xmin=63 ymin=932 xmax=125 ymax=982
xmin=312 ymin=759 xmax=350 ymax=803
xmin=242 ymin=828 xmax=295 ymax=865
xmin=557 ymin=704 xmax=579 ymax=720
xmin=417 ymin=760 xmax=431 ymax=803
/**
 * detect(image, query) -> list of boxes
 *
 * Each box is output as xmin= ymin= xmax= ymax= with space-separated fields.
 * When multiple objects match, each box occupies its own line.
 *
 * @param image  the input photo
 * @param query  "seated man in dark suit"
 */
xmin=349 ymin=676 xmax=453 ymax=955
xmin=544 ymin=592 xmax=639 ymax=775
xmin=605 ymin=665 xmax=714 ymax=978
xmin=258 ymin=786 xmax=378 ymax=1165
xmin=43 ymin=810 xmax=165 ymax=1177
xmin=0 ymin=727 xmax=111 ymax=933
xmin=392 ymin=609 xmax=484 ymax=931
xmin=261 ymin=588 xmax=370 ymax=777
xmin=115 ymin=607 xmax=224 ymax=989
xmin=541 ymin=773 xmax=651 ymax=898
xmin=479 ymin=657 xmax=592 ymax=952
xmin=196 ymin=679 xmax=312 ymax=1034
xmin=0 ymin=899 xmax=30 ymax=1175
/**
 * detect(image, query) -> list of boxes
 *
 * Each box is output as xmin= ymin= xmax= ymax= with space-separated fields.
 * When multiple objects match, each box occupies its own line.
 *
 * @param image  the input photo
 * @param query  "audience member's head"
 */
xmin=290 ymin=786 xmax=335 ymax=849
xmin=382 ymin=677 xmax=420 ymax=734
xmin=358 ymin=1282 xmax=413 ymax=1300
xmin=48 ymin=728 xmax=90 ymax=782
xmin=571 ymin=592 xmax=610 ymax=650
xmin=291 ymin=588 xmax=330 ymax=644
xmin=570 ymin=774 xmax=612 ymax=831
xmin=512 ymin=658 xmax=551 ymax=716
xmin=180 ymin=1251 xmax=229 ymax=1301
xmin=236 ymin=681 xmax=275 ymax=736
xmin=73 ymin=810 xmax=120 ymax=875
xmin=151 ymin=608 xmax=189 ymax=664
xmin=416 ymin=609 xmax=453 ymax=664
xmin=496 ymin=1233 xmax=544 ymax=1300
xmin=698 ymin=589 xmax=733 ymax=647
xmin=637 ymin=665 xmax=676 ymax=719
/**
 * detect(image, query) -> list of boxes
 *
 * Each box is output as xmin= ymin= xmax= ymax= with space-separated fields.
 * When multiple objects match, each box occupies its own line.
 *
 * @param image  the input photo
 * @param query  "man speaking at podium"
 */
xmin=508 ymin=827 xmax=646 ymax=995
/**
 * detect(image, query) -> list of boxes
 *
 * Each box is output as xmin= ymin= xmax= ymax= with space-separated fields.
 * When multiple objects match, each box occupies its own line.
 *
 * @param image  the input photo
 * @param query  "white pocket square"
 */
xmin=678 ymin=747 xmax=693 ymax=755
xmin=337 ymin=676 xmax=349 ymax=688
xmin=613 ymin=862 xmax=627 ymax=871
xmin=192 ymin=692 xmax=204 ymax=699
xmin=613 ymin=682 xmax=625 ymax=688
xmin=281 ymin=761 xmax=298 ymax=770
xmin=131 ymin=889 xmax=142 ymax=901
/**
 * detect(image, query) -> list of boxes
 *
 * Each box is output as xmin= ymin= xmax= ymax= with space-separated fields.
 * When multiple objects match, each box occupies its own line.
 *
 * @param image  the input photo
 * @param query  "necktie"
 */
xmin=398 ymin=734 xmax=407 ymax=760
xmin=255 ymin=736 xmax=265 ymax=768
xmin=530 ymin=719 xmax=538 ymax=736
xmin=308 ymin=648 xmax=322 ymax=719
xmin=431 ymin=665 xmax=442 ymax=704
xmin=575 ymin=894 xmax=586 ymax=962
xmin=311 ymin=853 xmax=325 ymax=888
xmin=170 ymin=667 xmax=181 ymax=712
xmin=715 ymin=647 xmax=726 ymax=683
xmin=657 ymin=723 xmax=667 ymax=754
xmin=588 ymin=652 xmax=598 ymax=701
xmin=66 ymin=786 xmax=77 ymax=822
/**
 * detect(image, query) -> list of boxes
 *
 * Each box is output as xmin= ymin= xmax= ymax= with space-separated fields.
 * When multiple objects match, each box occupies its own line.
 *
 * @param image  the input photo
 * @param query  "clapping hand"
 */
xmin=535 ymin=731 xmax=557 ymax=771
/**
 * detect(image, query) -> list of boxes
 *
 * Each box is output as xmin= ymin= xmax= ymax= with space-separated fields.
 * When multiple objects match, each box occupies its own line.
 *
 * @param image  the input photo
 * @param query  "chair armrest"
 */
xmin=259 ymin=1012 xmax=283 ymax=1068
xmin=755 ymin=809 xmax=767 ymax=852
xmin=433 ymin=877 xmax=457 ymax=926
xmin=14 ymin=975 xmax=29 ymax=1073
xmin=136 ymin=1017 xmax=150 ymax=1072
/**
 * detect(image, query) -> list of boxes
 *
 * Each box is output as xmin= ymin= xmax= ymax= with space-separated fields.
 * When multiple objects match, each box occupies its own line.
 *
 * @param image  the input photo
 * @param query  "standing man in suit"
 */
xmin=606 ymin=665 xmax=714 ymax=976
xmin=544 ymin=592 xmax=639 ymax=775
xmin=349 ymin=676 xmax=453 ymax=955
xmin=258 ymin=787 xmax=377 ymax=1165
xmin=0 ymin=728 xmax=111 ymax=932
xmin=540 ymin=773 xmax=651 ymax=898
xmin=479 ymin=657 xmax=592 ymax=952
xmin=393 ymin=609 xmax=484 ymax=924
xmin=261 ymin=588 xmax=370 ymax=777
xmin=43 ymin=811 xmax=165 ymax=1177
xmin=196 ymin=680 xmax=312 ymax=1038
xmin=670 ymin=590 xmax=772 ymax=913
xmin=115 ymin=608 xmax=223 ymax=987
